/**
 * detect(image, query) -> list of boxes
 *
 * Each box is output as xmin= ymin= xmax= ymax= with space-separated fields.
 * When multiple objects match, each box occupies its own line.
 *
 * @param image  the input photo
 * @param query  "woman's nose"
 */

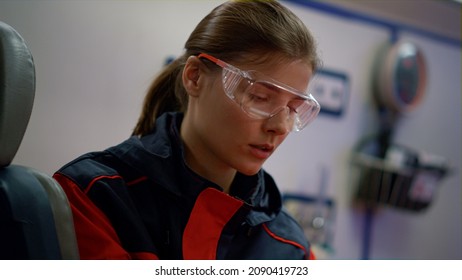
xmin=263 ymin=107 xmax=292 ymax=135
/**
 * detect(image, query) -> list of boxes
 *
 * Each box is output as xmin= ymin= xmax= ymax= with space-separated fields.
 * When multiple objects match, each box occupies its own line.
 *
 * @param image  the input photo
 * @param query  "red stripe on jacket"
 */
xmin=53 ymin=173 xmax=158 ymax=260
xmin=262 ymin=223 xmax=315 ymax=260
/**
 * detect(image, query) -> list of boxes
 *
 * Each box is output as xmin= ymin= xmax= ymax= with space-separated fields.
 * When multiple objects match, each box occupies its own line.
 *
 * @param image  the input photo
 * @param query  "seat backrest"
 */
xmin=0 ymin=21 xmax=79 ymax=259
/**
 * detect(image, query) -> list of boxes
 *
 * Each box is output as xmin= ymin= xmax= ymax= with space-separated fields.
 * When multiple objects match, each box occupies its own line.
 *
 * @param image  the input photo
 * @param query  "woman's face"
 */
xmin=183 ymin=56 xmax=313 ymax=176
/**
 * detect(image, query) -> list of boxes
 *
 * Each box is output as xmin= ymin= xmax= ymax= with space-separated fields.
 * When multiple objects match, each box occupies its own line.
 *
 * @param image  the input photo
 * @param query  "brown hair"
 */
xmin=132 ymin=0 xmax=319 ymax=136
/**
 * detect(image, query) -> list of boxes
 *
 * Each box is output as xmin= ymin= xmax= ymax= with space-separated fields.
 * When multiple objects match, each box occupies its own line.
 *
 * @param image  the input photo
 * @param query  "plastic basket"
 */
xmin=352 ymin=139 xmax=448 ymax=212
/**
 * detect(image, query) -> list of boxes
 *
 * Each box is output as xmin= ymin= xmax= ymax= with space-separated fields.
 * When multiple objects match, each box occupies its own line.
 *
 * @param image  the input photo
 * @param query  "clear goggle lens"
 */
xmin=198 ymin=53 xmax=320 ymax=132
xmin=222 ymin=67 xmax=320 ymax=132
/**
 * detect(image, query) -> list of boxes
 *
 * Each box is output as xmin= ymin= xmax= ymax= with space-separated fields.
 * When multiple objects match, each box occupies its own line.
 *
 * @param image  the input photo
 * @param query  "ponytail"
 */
xmin=132 ymin=56 xmax=188 ymax=136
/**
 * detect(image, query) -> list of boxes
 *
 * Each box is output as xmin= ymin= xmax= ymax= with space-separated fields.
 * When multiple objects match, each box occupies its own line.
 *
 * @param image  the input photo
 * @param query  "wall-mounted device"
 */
xmin=353 ymin=40 xmax=450 ymax=213
xmin=375 ymin=41 xmax=427 ymax=114
xmin=311 ymin=69 xmax=349 ymax=118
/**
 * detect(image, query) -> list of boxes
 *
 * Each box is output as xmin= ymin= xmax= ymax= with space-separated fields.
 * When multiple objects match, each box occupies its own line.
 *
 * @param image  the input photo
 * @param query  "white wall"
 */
xmin=1 ymin=0 xmax=460 ymax=259
xmin=1 ymin=0 xmax=222 ymax=174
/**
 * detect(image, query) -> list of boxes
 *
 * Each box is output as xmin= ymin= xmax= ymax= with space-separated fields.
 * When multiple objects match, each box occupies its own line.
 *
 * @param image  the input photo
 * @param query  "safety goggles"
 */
xmin=197 ymin=53 xmax=320 ymax=132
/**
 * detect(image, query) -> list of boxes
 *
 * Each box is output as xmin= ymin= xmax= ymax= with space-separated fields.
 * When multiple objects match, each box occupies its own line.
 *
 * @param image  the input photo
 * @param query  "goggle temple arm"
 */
xmin=197 ymin=53 xmax=228 ymax=68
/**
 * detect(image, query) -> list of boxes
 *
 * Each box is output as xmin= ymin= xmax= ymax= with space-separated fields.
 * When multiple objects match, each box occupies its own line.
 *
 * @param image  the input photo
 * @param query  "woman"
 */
xmin=54 ymin=0 xmax=321 ymax=259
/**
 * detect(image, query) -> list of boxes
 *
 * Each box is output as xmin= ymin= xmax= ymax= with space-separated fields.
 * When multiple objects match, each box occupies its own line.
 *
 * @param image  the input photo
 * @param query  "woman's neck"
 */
xmin=183 ymin=147 xmax=236 ymax=194
xmin=180 ymin=116 xmax=236 ymax=194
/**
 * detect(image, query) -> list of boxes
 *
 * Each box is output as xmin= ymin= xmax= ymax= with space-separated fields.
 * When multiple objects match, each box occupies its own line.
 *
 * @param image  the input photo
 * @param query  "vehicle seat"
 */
xmin=0 ymin=21 xmax=79 ymax=259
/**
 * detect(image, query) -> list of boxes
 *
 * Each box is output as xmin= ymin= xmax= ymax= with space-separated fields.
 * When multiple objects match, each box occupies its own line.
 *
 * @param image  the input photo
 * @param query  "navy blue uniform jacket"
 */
xmin=54 ymin=112 xmax=314 ymax=260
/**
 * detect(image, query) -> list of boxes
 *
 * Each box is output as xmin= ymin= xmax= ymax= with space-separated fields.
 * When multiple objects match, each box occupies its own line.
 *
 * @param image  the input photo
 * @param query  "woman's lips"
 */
xmin=249 ymin=144 xmax=274 ymax=159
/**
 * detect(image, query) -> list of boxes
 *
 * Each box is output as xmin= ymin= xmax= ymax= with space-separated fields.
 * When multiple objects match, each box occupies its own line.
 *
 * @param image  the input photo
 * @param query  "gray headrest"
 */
xmin=0 ymin=21 xmax=35 ymax=167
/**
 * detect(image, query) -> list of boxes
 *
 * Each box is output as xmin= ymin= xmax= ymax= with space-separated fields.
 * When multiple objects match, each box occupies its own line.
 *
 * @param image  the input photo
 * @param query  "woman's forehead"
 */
xmin=230 ymin=51 xmax=311 ymax=69
xmin=238 ymin=58 xmax=313 ymax=92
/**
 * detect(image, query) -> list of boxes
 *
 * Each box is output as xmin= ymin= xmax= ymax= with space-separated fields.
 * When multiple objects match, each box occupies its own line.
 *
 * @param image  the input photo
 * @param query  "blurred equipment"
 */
xmin=353 ymin=139 xmax=449 ymax=212
xmin=375 ymin=41 xmax=427 ymax=114
xmin=283 ymin=166 xmax=335 ymax=258
xmin=353 ymin=40 xmax=450 ymax=212
xmin=352 ymin=41 xmax=451 ymax=259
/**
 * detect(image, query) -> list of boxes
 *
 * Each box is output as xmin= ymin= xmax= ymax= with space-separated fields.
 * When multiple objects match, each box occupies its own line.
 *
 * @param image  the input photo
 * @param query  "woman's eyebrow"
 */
xmin=257 ymin=81 xmax=307 ymax=101
xmin=256 ymin=81 xmax=283 ymax=93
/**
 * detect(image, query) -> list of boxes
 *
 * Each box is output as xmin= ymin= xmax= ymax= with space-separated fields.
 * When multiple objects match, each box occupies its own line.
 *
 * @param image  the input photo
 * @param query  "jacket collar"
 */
xmin=107 ymin=112 xmax=281 ymax=225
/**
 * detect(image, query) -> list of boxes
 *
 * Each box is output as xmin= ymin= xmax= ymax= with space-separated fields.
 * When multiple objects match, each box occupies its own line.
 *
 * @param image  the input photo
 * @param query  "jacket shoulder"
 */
xmin=55 ymin=151 xmax=122 ymax=191
xmin=267 ymin=207 xmax=310 ymax=252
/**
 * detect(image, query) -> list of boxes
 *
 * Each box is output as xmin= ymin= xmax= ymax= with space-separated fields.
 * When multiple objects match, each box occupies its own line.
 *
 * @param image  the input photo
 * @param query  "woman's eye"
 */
xmin=249 ymin=93 xmax=268 ymax=102
xmin=248 ymin=83 xmax=272 ymax=102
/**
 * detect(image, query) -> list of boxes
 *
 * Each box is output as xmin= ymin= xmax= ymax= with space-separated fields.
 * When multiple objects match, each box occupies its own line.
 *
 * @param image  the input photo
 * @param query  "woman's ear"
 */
xmin=182 ymin=56 xmax=203 ymax=97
